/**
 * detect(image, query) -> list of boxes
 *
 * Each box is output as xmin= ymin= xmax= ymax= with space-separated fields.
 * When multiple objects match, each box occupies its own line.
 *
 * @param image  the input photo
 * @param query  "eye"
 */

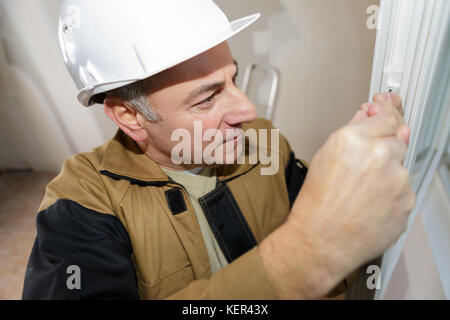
xmin=197 ymin=91 xmax=219 ymax=106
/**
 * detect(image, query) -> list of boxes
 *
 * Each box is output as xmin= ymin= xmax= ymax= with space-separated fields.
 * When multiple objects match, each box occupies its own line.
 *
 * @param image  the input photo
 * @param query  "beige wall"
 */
xmin=216 ymin=0 xmax=379 ymax=162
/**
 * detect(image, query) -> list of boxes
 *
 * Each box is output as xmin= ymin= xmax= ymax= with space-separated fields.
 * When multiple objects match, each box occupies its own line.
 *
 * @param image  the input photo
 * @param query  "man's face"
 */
xmin=139 ymin=41 xmax=258 ymax=169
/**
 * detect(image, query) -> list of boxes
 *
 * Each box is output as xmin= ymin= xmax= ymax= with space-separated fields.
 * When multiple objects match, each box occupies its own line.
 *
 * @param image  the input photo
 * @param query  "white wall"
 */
xmin=0 ymin=0 xmax=114 ymax=172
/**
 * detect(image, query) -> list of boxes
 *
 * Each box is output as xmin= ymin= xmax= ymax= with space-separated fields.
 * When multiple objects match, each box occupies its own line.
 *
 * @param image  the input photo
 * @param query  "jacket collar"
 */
xmin=99 ymin=129 xmax=258 ymax=184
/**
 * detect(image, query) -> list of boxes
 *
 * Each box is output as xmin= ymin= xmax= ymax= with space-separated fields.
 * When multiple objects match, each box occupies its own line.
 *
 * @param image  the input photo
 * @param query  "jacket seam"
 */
xmin=138 ymin=262 xmax=192 ymax=288
xmin=77 ymin=154 xmax=116 ymax=211
xmin=39 ymin=198 xmax=133 ymax=252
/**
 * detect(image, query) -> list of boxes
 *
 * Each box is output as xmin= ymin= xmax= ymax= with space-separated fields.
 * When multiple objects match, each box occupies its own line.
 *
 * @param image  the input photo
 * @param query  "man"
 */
xmin=22 ymin=0 xmax=415 ymax=299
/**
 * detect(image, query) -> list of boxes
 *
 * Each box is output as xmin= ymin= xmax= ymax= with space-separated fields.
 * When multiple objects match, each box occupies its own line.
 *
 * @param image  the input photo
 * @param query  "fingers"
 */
xmin=389 ymin=92 xmax=404 ymax=116
xmin=374 ymin=136 xmax=409 ymax=163
xmin=372 ymin=92 xmax=404 ymax=117
xmin=352 ymin=111 xmax=411 ymax=144
xmin=353 ymin=92 xmax=403 ymax=125
xmin=396 ymin=125 xmax=410 ymax=146
xmin=348 ymin=92 xmax=410 ymax=143
xmin=351 ymin=107 xmax=400 ymax=138
xmin=370 ymin=95 xmax=410 ymax=144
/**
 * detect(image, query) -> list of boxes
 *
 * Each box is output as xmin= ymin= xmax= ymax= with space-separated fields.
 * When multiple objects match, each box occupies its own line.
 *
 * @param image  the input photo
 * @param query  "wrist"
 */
xmin=258 ymin=221 xmax=336 ymax=299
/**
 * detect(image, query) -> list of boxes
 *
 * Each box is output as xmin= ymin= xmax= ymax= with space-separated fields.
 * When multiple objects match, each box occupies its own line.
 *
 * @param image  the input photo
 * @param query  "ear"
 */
xmin=103 ymin=96 xmax=149 ymax=142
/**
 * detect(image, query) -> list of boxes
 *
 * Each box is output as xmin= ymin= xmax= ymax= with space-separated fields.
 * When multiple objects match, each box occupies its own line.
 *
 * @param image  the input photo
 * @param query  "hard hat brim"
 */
xmin=81 ymin=13 xmax=261 ymax=106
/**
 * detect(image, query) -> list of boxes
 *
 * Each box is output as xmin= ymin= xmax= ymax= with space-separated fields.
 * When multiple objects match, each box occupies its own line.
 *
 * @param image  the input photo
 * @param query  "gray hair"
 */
xmin=106 ymin=78 xmax=160 ymax=122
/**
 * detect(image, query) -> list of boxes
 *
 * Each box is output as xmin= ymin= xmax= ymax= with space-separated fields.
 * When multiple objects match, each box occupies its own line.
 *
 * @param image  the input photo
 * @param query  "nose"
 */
xmin=222 ymin=86 xmax=258 ymax=127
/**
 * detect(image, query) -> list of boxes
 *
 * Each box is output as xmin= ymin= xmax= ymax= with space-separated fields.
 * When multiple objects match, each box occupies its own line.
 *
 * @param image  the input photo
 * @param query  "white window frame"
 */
xmin=368 ymin=0 xmax=450 ymax=299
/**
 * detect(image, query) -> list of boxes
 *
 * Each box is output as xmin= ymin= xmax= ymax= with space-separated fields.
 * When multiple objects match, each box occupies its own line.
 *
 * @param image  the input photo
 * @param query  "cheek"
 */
xmin=199 ymin=102 xmax=228 ymax=129
xmin=196 ymin=114 xmax=224 ymax=148
xmin=145 ymin=118 xmax=186 ymax=154
xmin=199 ymin=117 xmax=221 ymax=132
xmin=156 ymin=110 xmax=226 ymax=158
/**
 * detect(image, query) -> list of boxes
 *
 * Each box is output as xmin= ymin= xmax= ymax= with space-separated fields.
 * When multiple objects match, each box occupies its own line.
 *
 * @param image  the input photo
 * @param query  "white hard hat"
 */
xmin=58 ymin=0 xmax=260 ymax=106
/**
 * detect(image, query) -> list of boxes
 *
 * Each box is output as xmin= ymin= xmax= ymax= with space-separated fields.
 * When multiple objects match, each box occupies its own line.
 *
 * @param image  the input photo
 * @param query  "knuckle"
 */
xmin=386 ymin=111 xmax=398 ymax=125
xmin=382 ymin=112 xmax=398 ymax=131
xmin=371 ymin=142 xmax=391 ymax=161
xmin=335 ymin=127 xmax=354 ymax=142
xmin=360 ymin=102 xmax=370 ymax=111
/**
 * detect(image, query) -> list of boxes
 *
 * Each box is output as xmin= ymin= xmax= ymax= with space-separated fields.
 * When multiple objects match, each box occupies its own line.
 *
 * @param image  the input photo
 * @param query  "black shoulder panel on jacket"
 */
xmin=22 ymin=199 xmax=139 ymax=300
xmin=285 ymin=151 xmax=308 ymax=208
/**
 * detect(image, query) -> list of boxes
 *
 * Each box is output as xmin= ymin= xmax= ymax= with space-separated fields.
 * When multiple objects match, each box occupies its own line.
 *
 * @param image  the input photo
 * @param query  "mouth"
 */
xmin=224 ymin=129 xmax=243 ymax=143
